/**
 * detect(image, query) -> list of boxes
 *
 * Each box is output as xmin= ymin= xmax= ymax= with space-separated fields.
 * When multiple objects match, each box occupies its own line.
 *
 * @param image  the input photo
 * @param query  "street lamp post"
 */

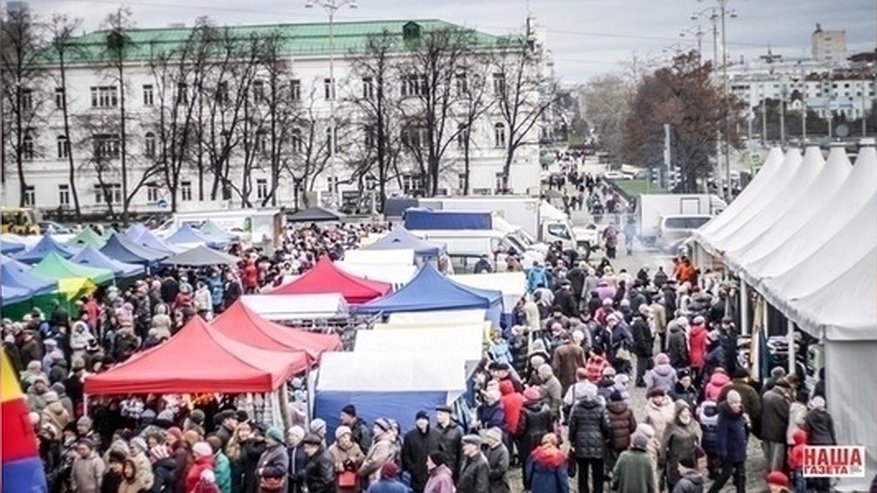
xmin=305 ymin=0 xmax=358 ymax=208
xmin=679 ymin=26 xmax=706 ymax=64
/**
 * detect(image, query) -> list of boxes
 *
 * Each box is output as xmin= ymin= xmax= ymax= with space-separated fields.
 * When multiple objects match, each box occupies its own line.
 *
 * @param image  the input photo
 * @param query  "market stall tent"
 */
xmin=100 ymin=233 xmax=168 ymax=264
xmin=343 ymin=248 xmax=415 ymax=266
xmin=1 ymin=234 xmax=26 ymax=254
xmin=129 ymin=228 xmax=186 ymax=255
xmin=362 ymin=227 xmax=445 ymax=257
xmin=166 ymin=223 xmax=224 ymax=249
xmin=198 ymin=220 xmax=239 ymax=244
xmin=211 ymin=300 xmax=342 ymax=360
xmin=314 ymin=351 xmax=466 ymax=438
xmin=335 ymin=262 xmax=417 ymax=287
xmin=162 ymin=245 xmax=239 ymax=267
xmin=14 ymin=234 xmax=81 ymax=264
xmin=1 ymin=256 xmax=55 ymax=295
xmin=271 ymin=257 xmax=391 ymax=304
xmin=240 ymin=293 xmax=348 ymax=321
xmin=66 ymin=228 xmax=107 ymax=248
xmin=355 ymin=326 xmax=483 ymax=375
xmin=388 ymin=309 xmax=488 ymax=325
xmin=1 ymin=256 xmax=60 ymax=319
xmin=31 ymin=251 xmax=114 ymax=285
xmin=71 ymin=245 xmax=145 ymax=278
xmin=451 ymin=272 xmax=527 ymax=319
xmin=84 ymin=316 xmax=310 ymax=394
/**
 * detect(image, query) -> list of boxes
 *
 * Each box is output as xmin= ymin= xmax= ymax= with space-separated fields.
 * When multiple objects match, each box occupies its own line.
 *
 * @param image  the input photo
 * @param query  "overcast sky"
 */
xmin=24 ymin=0 xmax=877 ymax=81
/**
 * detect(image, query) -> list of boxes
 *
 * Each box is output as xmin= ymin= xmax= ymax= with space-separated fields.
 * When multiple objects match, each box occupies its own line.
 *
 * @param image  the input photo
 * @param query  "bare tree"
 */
xmin=48 ymin=14 xmax=84 ymax=219
xmin=397 ymin=27 xmax=474 ymax=196
xmin=0 ymin=8 xmax=47 ymax=206
xmin=491 ymin=37 xmax=557 ymax=185
xmin=581 ymin=74 xmax=635 ymax=160
xmin=455 ymin=53 xmax=493 ymax=194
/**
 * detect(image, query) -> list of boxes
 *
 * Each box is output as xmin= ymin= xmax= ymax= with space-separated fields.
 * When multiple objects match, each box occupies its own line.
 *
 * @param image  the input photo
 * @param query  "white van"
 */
xmin=656 ymin=214 xmax=713 ymax=252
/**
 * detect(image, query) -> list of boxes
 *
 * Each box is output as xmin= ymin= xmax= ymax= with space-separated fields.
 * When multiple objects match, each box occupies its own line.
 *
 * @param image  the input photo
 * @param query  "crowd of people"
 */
xmin=3 ymin=208 xmax=847 ymax=493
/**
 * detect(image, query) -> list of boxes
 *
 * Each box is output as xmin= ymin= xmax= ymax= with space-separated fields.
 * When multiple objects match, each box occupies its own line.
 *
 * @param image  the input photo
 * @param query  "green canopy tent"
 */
xmin=66 ymin=227 xmax=107 ymax=248
xmin=31 ymin=251 xmax=115 ymax=288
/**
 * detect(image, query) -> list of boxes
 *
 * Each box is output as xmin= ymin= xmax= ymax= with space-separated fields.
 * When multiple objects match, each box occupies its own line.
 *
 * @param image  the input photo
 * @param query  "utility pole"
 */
xmin=779 ymin=75 xmax=786 ymax=147
xmin=305 ymin=0 xmax=359 ymax=208
xmin=720 ymin=0 xmax=732 ymax=201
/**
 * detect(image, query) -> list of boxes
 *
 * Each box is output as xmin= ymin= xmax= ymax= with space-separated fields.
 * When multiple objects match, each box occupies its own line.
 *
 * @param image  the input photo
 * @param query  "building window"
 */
xmin=326 ymin=176 xmax=338 ymax=193
xmin=54 ymin=87 xmax=64 ymax=109
xmin=177 ymin=83 xmax=188 ymax=105
xmin=58 ymin=184 xmax=70 ymax=206
xmin=94 ymin=183 xmax=121 ymax=204
xmin=253 ymin=80 xmax=265 ymax=103
xmin=22 ymin=130 xmax=34 ymax=160
xmin=255 ymin=130 xmax=268 ymax=154
xmin=144 ymin=132 xmax=156 ymax=158
xmin=323 ymin=78 xmax=335 ymax=100
xmin=402 ymin=174 xmax=422 ymax=193
xmin=146 ymin=183 xmax=160 ymax=202
xmin=57 ymin=135 xmax=69 ymax=159
xmin=142 ymin=84 xmax=154 ymax=106
xmin=290 ymin=79 xmax=301 ymax=101
xmin=364 ymin=125 xmax=376 ymax=148
xmin=256 ymin=178 xmax=268 ymax=199
xmin=492 ymin=73 xmax=506 ymax=96
xmin=456 ymin=123 xmax=468 ymax=149
xmin=180 ymin=181 xmax=192 ymax=201
xmin=93 ymin=134 xmax=120 ymax=159
xmin=401 ymin=74 xmax=427 ymax=97
xmin=455 ymin=73 xmax=468 ymax=95
xmin=494 ymin=122 xmax=506 ymax=148
xmin=495 ymin=172 xmax=508 ymax=191
xmin=458 ymin=173 xmax=467 ymax=191
xmin=362 ymin=77 xmax=374 ymax=99
xmin=23 ymin=186 xmax=35 ymax=206
xmin=326 ymin=126 xmax=336 ymax=154
xmin=217 ymin=81 xmax=229 ymax=104
xmin=90 ymin=86 xmax=118 ymax=108
xmin=21 ymin=88 xmax=33 ymax=111
xmin=291 ymin=128 xmax=303 ymax=153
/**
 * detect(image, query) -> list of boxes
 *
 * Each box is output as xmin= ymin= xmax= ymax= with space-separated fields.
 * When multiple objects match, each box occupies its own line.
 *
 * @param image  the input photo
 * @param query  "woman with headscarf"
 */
xmin=660 ymin=400 xmax=702 ymax=491
xmin=328 ymin=426 xmax=365 ymax=493
xmin=256 ymin=427 xmax=289 ymax=493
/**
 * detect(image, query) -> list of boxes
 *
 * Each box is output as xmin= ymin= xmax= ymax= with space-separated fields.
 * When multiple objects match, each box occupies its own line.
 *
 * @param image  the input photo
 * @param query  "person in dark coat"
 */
xmin=606 ymin=390 xmax=637 ymax=471
xmin=456 ymin=435 xmax=489 ymax=493
xmin=525 ymin=433 xmax=569 ymax=493
xmin=669 ymin=369 xmax=698 ymax=410
xmin=150 ymin=445 xmax=177 ymax=493
xmin=661 ymin=400 xmax=702 ymax=491
xmin=301 ymin=433 xmax=334 ymax=493
xmin=760 ymin=380 xmax=791 ymax=473
xmin=401 ymin=411 xmax=441 ymax=493
xmin=483 ymin=428 xmax=510 ymax=493
xmin=340 ymin=405 xmax=372 ymax=453
xmin=666 ymin=322 xmax=688 ymax=370
xmin=567 ymin=385 xmax=610 ymax=493
xmin=716 ymin=368 xmax=762 ymax=438
xmin=803 ymin=395 xmax=836 ymax=493
xmin=256 ymin=427 xmax=289 ymax=493
xmin=552 ymin=281 xmax=578 ymax=317
xmin=672 ymin=454 xmax=705 ymax=493
xmin=285 ymin=427 xmax=307 ymax=493
xmin=707 ymin=390 xmax=748 ymax=493
xmin=517 ymin=388 xmax=553 ymax=488
xmin=434 ymin=406 xmax=463 ymax=480
xmin=631 ymin=312 xmax=654 ymax=386
xmin=477 ymin=389 xmax=505 ymax=431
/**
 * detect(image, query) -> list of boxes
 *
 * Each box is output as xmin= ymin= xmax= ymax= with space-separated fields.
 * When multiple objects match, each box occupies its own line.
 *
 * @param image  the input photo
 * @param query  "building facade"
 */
xmin=811 ymin=25 xmax=847 ymax=64
xmin=1 ymin=18 xmax=549 ymax=214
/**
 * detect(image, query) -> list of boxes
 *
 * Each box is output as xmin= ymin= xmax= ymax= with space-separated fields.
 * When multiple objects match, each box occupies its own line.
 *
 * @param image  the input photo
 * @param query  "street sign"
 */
xmin=157 ymin=198 xmax=168 ymax=209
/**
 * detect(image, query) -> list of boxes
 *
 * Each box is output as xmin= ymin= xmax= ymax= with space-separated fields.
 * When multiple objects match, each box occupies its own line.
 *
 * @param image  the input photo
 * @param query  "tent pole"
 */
xmin=277 ymin=387 xmax=291 ymax=430
xmin=740 ymin=281 xmax=749 ymax=336
xmin=787 ymin=320 xmax=796 ymax=376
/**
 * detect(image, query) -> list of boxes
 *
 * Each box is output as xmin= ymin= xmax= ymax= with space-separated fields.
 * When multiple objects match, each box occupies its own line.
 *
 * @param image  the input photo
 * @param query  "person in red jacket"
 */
xmin=788 ymin=429 xmax=807 ymax=493
xmin=584 ymin=347 xmax=610 ymax=384
xmin=499 ymin=380 xmax=524 ymax=444
xmin=243 ymin=260 xmax=259 ymax=293
xmin=186 ymin=442 xmax=216 ymax=492
xmin=688 ymin=316 xmax=709 ymax=386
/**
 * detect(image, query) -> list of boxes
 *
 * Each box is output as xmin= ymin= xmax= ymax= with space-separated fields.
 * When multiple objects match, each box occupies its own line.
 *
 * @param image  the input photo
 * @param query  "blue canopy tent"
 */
xmin=1 ymin=235 xmax=26 ymax=254
xmin=72 ymin=245 xmax=145 ymax=278
xmin=14 ymin=234 xmax=80 ymax=264
xmin=2 ymin=284 xmax=32 ymax=305
xmin=127 ymin=228 xmax=185 ymax=255
xmin=166 ymin=223 xmax=226 ymax=249
xmin=2 ymin=256 xmax=55 ymax=294
xmin=100 ymin=233 xmax=168 ymax=265
xmin=355 ymin=263 xmax=502 ymax=325
xmin=362 ymin=227 xmax=445 ymax=257
xmin=1 ymin=256 xmax=58 ymax=319
xmin=198 ymin=220 xmax=239 ymax=244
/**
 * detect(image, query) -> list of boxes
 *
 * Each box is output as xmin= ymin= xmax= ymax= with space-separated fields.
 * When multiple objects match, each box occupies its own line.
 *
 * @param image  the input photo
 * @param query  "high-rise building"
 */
xmin=812 ymin=24 xmax=847 ymax=64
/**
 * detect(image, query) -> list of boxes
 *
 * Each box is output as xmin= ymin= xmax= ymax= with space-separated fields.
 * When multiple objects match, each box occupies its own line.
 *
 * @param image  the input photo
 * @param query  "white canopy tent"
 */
xmin=355 ymin=326 xmax=483 ymax=375
xmin=240 ymin=293 xmax=348 ymax=320
xmin=335 ymin=261 xmax=417 ymax=287
xmin=451 ymin=272 xmax=527 ymax=312
xmin=388 ymin=308 xmax=487 ymax=325
xmin=344 ymin=248 xmax=414 ymax=266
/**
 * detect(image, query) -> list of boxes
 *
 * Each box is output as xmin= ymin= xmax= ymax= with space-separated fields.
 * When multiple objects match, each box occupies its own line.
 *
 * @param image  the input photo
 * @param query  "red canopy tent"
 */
xmin=211 ymin=301 xmax=342 ymax=361
xmin=271 ymin=257 xmax=391 ymax=304
xmin=84 ymin=317 xmax=309 ymax=395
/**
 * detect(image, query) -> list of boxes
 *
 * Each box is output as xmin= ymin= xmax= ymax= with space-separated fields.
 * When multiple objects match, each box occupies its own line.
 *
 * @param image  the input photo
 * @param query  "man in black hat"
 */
xmin=215 ymin=410 xmax=238 ymax=448
xmin=302 ymin=433 xmax=334 ymax=493
xmin=435 ymin=405 xmax=463 ymax=479
xmin=340 ymin=404 xmax=371 ymax=452
xmin=402 ymin=410 xmax=441 ymax=492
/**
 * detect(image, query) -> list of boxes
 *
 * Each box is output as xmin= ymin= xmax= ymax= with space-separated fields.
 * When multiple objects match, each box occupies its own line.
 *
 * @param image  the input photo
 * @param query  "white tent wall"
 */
xmin=354 ymin=326 xmax=483 ymax=376
xmin=316 ymin=352 xmax=466 ymax=395
xmin=826 ymin=340 xmax=877 ymax=491
xmin=451 ymin=272 xmax=527 ymax=311
xmin=344 ymin=249 xmax=414 ymax=266
xmin=335 ymin=262 xmax=417 ymax=287
xmin=389 ymin=309 xmax=487 ymax=325
xmin=240 ymin=293 xmax=348 ymax=319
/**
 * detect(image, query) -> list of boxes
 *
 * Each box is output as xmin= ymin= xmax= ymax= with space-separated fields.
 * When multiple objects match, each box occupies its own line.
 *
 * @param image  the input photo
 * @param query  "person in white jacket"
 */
xmin=194 ymin=281 xmax=213 ymax=319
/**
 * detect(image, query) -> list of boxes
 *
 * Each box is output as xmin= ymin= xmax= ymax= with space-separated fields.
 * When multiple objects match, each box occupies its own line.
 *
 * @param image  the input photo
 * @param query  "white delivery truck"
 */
xmin=156 ymin=209 xmax=285 ymax=246
xmin=638 ymin=194 xmax=727 ymax=245
xmin=407 ymin=229 xmax=543 ymax=272
xmin=418 ymin=196 xmax=591 ymax=252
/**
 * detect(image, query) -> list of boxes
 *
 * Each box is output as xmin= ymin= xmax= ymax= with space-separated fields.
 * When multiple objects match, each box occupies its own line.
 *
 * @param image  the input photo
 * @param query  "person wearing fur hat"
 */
xmin=456 ymin=435 xmax=489 ymax=493
xmin=128 ymin=436 xmax=154 ymax=490
xmin=186 ymin=441 xmax=216 ymax=492
xmin=708 ymin=390 xmax=748 ymax=493
xmin=660 ymin=400 xmax=702 ymax=491
xmin=568 ymin=383 xmax=610 ymax=493
xmin=358 ymin=418 xmax=398 ymax=487
xmin=328 ymin=425 xmax=365 ymax=493
xmin=256 ymin=427 xmax=290 ymax=492
xmin=610 ymin=432 xmax=656 ymax=493
xmin=401 ymin=410 xmax=441 ymax=493
xmin=606 ymin=390 xmax=637 ymax=472
xmin=517 ymin=387 xmax=553 ymax=488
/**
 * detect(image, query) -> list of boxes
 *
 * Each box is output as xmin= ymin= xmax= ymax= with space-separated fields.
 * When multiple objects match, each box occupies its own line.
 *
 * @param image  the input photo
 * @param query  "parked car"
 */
xmin=655 ymin=214 xmax=712 ymax=252
xmin=603 ymin=171 xmax=627 ymax=180
xmin=38 ymin=220 xmax=73 ymax=235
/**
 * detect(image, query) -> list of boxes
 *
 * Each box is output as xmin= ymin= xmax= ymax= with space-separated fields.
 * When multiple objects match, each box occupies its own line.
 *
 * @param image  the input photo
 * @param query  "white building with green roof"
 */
xmin=2 ymin=18 xmax=552 ymax=215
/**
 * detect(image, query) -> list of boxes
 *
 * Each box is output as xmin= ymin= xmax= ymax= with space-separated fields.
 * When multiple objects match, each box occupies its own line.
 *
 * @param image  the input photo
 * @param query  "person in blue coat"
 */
xmin=707 ymin=390 xmax=749 ymax=493
xmin=477 ymin=389 xmax=506 ymax=432
xmin=527 ymin=262 xmax=550 ymax=292
xmin=525 ymin=433 xmax=569 ymax=493
xmin=367 ymin=462 xmax=411 ymax=493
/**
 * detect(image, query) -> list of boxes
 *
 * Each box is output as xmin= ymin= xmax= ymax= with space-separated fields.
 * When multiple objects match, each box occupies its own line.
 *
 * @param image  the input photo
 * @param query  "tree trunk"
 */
xmin=59 ymin=52 xmax=81 ymax=220
xmin=118 ymin=62 xmax=129 ymax=226
xmin=15 ymin=88 xmax=26 ymax=207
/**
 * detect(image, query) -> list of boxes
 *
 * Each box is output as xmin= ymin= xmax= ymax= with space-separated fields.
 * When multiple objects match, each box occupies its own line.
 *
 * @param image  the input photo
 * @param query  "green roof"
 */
xmin=46 ymin=19 xmax=507 ymax=65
